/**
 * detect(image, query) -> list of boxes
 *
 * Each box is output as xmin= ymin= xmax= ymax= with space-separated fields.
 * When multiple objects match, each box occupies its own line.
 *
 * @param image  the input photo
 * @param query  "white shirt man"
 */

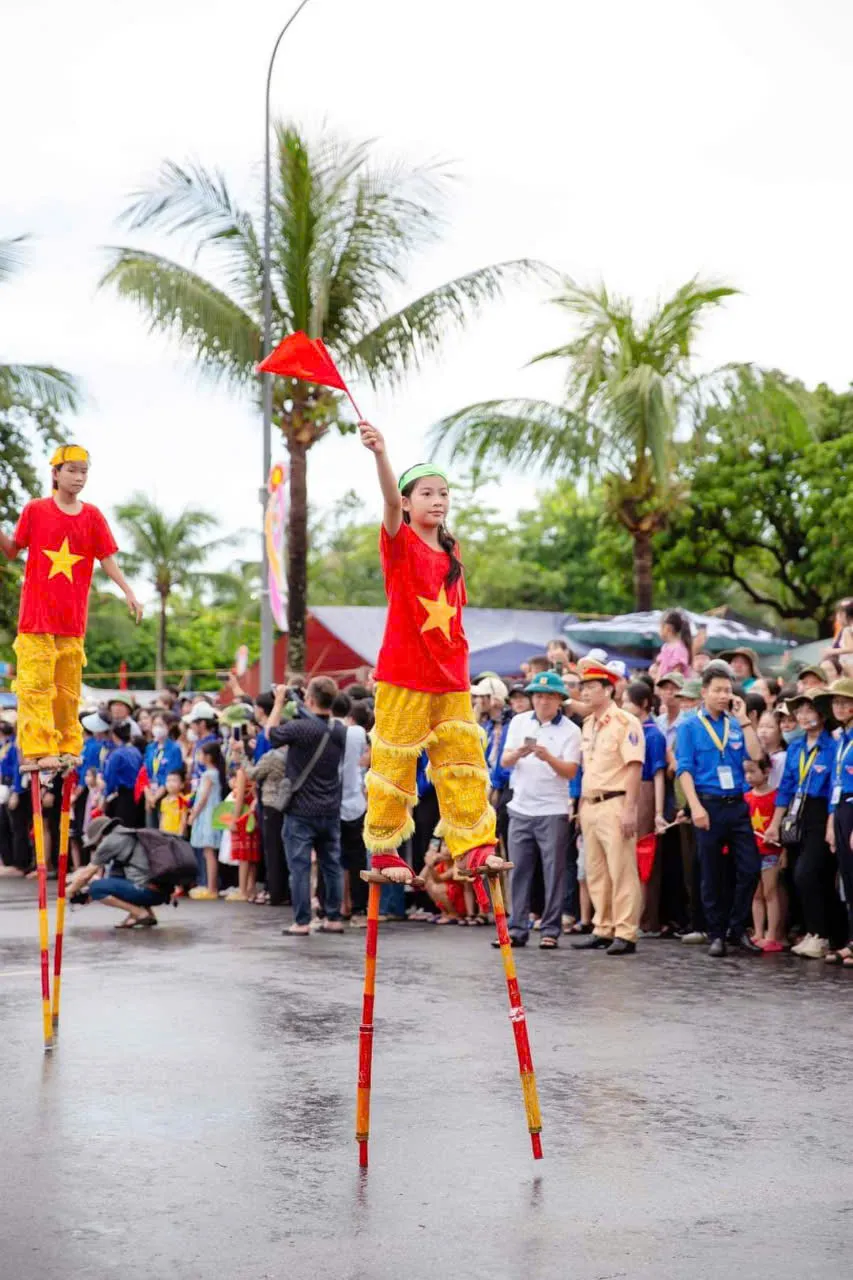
xmin=500 ymin=670 xmax=582 ymax=947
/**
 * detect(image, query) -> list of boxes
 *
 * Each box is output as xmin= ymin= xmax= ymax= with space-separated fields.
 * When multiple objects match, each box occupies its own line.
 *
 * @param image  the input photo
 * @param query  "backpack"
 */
xmin=115 ymin=827 xmax=198 ymax=893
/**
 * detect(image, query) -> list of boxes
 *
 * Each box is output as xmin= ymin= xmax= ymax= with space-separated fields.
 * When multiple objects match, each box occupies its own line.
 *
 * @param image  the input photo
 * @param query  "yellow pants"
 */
xmin=12 ymin=633 xmax=85 ymax=760
xmin=365 ymin=683 xmax=497 ymax=859
xmin=580 ymin=796 xmax=642 ymax=943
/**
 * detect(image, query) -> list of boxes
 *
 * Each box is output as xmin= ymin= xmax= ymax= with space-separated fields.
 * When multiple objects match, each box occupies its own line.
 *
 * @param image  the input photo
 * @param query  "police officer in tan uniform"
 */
xmin=572 ymin=659 xmax=645 ymax=955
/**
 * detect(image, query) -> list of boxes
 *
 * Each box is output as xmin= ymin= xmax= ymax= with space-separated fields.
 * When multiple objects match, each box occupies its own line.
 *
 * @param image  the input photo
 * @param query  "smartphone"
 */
xmin=231 ymin=727 xmax=241 ymax=742
xmin=524 ymin=736 xmax=537 ymax=748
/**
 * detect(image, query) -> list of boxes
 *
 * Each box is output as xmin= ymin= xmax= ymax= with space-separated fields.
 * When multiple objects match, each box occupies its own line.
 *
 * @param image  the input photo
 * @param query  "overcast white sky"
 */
xmin=3 ymin=0 xmax=853 ymax=593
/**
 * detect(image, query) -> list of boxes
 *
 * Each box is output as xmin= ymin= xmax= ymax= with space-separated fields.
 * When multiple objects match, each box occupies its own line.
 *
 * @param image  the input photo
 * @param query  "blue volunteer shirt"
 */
xmin=485 ymin=716 xmax=512 ymax=791
xmin=191 ymin=732 xmax=219 ymax=784
xmin=642 ymin=717 xmax=667 ymax=782
xmin=253 ymin=729 xmax=272 ymax=764
xmin=0 ymin=740 xmax=24 ymax=794
xmin=776 ymin=730 xmax=837 ymax=809
xmin=143 ymin=737 xmax=184 ymax=787
xmin=675 ymin=709 xmax=748 ymax=796
xmin=80 ymin=735 xmax=103 ymax=775
xmin=830 ymin=725 xmax=853 ymax=812
xmin=104 ymin=744 xmax=143 ymax=793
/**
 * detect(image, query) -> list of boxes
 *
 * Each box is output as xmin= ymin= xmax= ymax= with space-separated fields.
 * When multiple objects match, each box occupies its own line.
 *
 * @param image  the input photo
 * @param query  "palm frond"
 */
xmin=604 ymin=366 xmax=675 ymax=484
xmin=99 ymin=248 xmax=261 ymax=382
xmin=429 ymin=398 xmax=596 ymax=473
xmin=0 ymin=235 xmax=29 ymax=284
xmin=347 ymin=260 xmax=543 ymax=388
xmin=0 ymin=363 xmax=81 ymax=412
xmin=644 ymin=277 xmax=738 ymax=370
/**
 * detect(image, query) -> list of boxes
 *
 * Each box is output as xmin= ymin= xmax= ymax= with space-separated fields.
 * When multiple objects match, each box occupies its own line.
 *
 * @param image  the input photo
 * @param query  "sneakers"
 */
xmin=791 ymin=933 xmax=814 ymax=956
xmin=681 ymin=931 xmax=708 ymax=945
xmin=223 ymin=890 xmax=248 ymax=902
xmin=794 ymin=934 xmax=828 ymax=959
xmin=188 ymin=887 xmax=218 ymax=900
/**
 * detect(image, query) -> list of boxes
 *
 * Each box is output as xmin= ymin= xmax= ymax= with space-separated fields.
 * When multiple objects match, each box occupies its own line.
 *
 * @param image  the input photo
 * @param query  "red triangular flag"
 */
xmin=257 ymin=331 xmax=361 ymax=417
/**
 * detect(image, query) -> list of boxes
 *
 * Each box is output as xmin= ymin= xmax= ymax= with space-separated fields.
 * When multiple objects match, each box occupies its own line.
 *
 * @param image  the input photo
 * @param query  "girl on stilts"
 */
xmin=358 ymin=423 xmax=503 ymax=885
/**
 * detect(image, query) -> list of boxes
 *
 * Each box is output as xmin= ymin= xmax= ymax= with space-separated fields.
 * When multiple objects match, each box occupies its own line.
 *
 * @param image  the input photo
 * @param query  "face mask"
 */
xmin=782 ymin=727 xmax=803 ymax=745
xmin=186 ymin=728 xmax=198 ymax=744
xmin=152 ymin=724 xmax=167 ymax=742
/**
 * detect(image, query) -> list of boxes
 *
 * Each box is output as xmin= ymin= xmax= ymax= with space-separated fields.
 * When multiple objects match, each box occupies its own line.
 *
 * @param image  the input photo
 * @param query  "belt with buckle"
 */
xmin=586 ymin=790 xmax=626 ymax=805
xmin=697 ymin=793 xmax=744 ymax=805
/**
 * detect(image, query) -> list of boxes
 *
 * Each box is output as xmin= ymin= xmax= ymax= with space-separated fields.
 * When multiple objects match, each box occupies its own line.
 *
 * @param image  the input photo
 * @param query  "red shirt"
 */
xmin=745 ymin=787 xmax=777 ymax=856
xmin=373 ymin=522 xmax=469 ymax=694
xmin=14 ymin=498 xmax=118 ymax=637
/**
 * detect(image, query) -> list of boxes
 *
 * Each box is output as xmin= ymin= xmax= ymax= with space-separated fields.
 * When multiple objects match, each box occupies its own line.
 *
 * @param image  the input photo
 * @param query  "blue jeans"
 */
xmin=283 ymin=812 xmax=343 ymax=926
xmin=89 ymin=876 xmax=165 ymax=908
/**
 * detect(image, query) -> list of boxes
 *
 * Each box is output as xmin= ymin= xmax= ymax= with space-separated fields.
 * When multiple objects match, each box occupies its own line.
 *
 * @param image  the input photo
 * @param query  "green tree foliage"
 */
xmin=432 ymin=277 xmax=736 ymax=609
xmin=659 ymin=368 xmax=853 ymax=634
xmin=100 ymin=128 xmax=536 ymax=668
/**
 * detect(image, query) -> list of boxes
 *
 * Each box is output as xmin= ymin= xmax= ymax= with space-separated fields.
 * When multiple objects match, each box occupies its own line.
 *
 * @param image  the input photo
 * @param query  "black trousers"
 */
xmin=834 ymin=796 xmax=853 ymax=944
xmin=411 ymin=786 xmax=440 ymax=914
xmin=9 ymin=790 xmax=33 ymax=872
xmin=0 ymin=802 xmax=13 ymax=866
xmin=694 ymin=796 xmax=760 ymax=941
xmin=341 ymin=814 xmax=368 ymax=915
xmin=262 ymin=806 xmax=289 ymax=905
xmin=792 ymin=797 xmax=835 ymax=940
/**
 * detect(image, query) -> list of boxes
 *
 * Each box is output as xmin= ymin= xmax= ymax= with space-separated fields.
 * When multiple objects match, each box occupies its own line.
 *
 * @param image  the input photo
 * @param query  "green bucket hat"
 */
xmin=398 ymin=463 xmax=449 ymax=493
xmin=524 ymin=669 xmax=567 ymax=697
xmin=676 ymin=678 xmax=703 ymax=699
xmin=814 ymin=677 xmax=853 ymax=714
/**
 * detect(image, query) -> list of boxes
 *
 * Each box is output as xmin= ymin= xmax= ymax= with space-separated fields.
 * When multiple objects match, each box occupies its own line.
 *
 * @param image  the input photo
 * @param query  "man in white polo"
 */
xmin=499 ymin=669 xmax=581 ymax=949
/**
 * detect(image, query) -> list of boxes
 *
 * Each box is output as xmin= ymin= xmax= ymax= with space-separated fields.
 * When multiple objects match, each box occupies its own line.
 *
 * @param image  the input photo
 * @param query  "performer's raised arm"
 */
xmin=359 ymin=422 xmax=402 ymax=537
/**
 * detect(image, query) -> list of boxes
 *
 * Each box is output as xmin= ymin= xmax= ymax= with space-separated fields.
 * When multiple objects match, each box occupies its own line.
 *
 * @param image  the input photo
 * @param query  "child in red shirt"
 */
xmin=744 ymin=757 xmax=785 ymax=951
xmin=0 ymin=445 xmax=142 ymax=769
xmin=358 ymin=423 xmax=501 ymax=884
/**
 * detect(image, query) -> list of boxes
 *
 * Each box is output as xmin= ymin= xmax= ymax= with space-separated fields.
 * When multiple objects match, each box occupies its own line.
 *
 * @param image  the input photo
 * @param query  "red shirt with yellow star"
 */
xmin=373 ymin=521 xmax=469 ymax=693
xmin=14 ymin=498 xmax=118 ymax=636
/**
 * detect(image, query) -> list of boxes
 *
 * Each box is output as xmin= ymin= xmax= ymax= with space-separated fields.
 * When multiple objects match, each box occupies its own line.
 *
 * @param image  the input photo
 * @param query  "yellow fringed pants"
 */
xmin=12 ymin=633 xmax=86 ymax=760
xmin=365 ymin=682 xmax=497 ymax=860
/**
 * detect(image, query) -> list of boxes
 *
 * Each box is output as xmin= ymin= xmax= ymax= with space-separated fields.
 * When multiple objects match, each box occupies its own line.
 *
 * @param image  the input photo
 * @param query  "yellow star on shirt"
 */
xmin=417 ymin=584 xmax=457 ymax=640
xmin=43 ymin=537 xmax=84 ymax=582
xmin=752 ymin=808 xmax=768 ymax=833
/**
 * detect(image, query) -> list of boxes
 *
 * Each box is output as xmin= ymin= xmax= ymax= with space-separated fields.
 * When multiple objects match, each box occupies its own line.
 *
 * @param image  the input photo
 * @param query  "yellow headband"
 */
xmin=50 ymin=445 xmax=90 ymax=467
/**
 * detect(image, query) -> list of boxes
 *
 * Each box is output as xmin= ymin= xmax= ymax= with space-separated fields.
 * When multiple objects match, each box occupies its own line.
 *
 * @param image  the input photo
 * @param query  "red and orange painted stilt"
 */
xmin=51 ymin=769 xmax=76 ymax=1035
xmin=355 ymin=875 xmax=382 ymax=1168
xmin=483 ymin=868 xmax=543 ymax=1159
xmin=30 ymin=778 xmax=53 ymax=1053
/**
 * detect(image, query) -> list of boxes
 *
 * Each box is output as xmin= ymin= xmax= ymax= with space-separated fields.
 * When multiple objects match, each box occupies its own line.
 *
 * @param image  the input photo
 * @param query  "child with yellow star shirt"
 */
xmin=0 ymin=445 xmax=143 ymax=770
xmin=358 ymin=423 xmax=501 ymax=885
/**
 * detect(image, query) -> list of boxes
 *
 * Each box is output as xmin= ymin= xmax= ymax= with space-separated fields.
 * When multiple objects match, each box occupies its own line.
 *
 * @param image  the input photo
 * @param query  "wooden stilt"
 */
xmin=355 ymin=874 xmax=383 ymax=1168
xmin=51 ymin=769 xmax=76 ymax=1034
xmin=30 ymin=778 xmax=53 ymax=1053
xmin=486 ymin=871 xmax=543 ymax=1159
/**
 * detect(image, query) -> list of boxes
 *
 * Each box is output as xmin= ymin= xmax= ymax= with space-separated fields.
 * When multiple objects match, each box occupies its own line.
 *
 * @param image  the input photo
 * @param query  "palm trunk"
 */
xmin=633 ymin=529 xmax=654 ymax=611
xmin=287 ymin=435 xmax=308 ymax=675
xmin=156 ymin=592 xmax=168 ymax=690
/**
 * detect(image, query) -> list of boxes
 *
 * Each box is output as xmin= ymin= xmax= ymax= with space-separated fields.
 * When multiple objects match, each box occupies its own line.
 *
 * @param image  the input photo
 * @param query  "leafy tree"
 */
xmin=114 ymin=495 xmax=238 ymax=687
xmin=100 ymin=127 xmax=535 ymax=668
xmin=432 ymin=277 xmax=736 ymax=609
xmin=208 ymin=560 xmax=261 ymax=656
xmin=659 ymin=367 xmax=853 ymax=634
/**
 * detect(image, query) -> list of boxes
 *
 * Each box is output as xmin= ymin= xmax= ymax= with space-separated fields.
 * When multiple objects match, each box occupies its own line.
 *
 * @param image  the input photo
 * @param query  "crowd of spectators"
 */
xmin=1 ymin=605 xmax=852 ymax=964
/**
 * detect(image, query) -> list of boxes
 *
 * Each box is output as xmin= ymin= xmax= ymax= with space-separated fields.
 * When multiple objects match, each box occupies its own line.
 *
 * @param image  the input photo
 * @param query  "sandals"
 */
xmin=825 ymin=946 xmax=853 ymax=966
xmin=539 ymin=936 xmax=558 ymax=950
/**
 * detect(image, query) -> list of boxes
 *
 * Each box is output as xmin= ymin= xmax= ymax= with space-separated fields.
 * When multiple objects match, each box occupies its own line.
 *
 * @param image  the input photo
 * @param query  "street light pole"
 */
xmin=260 ymin=0 xmax=314 ymax=691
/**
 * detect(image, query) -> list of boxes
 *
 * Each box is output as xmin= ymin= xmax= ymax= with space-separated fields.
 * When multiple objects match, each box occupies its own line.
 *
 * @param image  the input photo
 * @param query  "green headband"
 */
xmin=398 ymin=463 xmax=450 ymax=493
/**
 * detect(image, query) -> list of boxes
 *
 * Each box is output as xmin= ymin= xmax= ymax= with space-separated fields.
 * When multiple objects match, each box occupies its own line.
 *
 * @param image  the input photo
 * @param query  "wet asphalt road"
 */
xmin=1 ymin=881 xmax=852 ymax=1280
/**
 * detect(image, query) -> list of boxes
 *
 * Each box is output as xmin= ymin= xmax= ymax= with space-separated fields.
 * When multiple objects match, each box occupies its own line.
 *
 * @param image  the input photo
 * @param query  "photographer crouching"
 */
xmin=66 ymin=816 xmax=167 ymax=929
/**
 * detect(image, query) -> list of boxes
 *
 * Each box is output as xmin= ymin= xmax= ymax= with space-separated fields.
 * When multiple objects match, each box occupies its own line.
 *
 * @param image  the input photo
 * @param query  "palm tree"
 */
xmin=431 ymin=277 xmax=736 ymax=609
xmin=115 ymin=495 xmax=239 ymax=688
xmin=1 ymin=236 xmax=80 ymax=412
xmin=99 ymin=126 xmax=536 ymax=668
xmin=209 ymin=560 xmax=261 ymax=654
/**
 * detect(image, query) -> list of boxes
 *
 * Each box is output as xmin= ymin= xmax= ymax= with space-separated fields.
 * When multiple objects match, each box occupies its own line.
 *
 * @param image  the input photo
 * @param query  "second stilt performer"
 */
xmin=358 ymin=423 xmax=503 ymax=883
